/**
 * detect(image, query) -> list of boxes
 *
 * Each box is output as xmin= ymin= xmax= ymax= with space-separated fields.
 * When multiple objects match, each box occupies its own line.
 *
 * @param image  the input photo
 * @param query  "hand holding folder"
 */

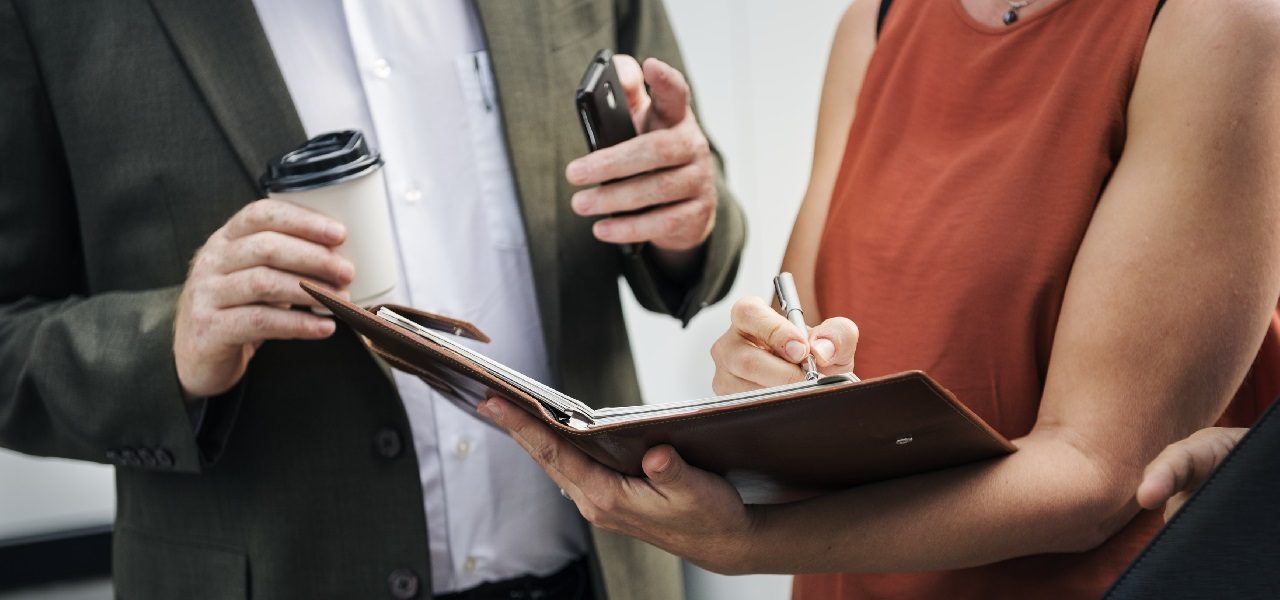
xmin=301 ymin=280 xmax=1014 ymax=505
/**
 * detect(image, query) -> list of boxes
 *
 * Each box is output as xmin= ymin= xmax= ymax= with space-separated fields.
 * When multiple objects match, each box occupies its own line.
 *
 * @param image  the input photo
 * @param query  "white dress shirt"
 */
xmin=251 ymin=0 xmax=589 ymax=593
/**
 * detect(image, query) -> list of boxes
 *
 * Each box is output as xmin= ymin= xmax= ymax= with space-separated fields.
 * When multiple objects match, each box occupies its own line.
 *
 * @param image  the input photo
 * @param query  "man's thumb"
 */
xmin=642 ymin=445 xmax=688 ymax=487
xmin=642 ymin=58 xmax=689 ymax=125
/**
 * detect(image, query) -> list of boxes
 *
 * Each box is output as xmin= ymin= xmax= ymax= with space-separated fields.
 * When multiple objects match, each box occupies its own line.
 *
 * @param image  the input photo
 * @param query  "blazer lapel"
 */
xmin=472 ymin=0 xmax=564 ymax=368
xmin=148 ymin=0 xmax=305 ymax=190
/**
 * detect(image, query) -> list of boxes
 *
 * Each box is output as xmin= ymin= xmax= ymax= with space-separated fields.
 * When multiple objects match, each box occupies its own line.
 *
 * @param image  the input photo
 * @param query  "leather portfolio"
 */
xmin=303 ymin=281 xmax=1016 ymax=503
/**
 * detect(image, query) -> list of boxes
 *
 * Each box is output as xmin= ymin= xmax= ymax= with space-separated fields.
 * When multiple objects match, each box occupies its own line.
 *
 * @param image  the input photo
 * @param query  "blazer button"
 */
xmin=374 ymin=428 xmax=404 ymax=459
xmin=155 ymin=448 xmax=174 ymax=468
xmin=387 ymin=569 xmax=420 ymax=599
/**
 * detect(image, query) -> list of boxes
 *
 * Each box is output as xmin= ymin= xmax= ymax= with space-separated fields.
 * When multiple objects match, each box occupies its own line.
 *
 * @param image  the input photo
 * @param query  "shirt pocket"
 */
xmin=454 ymin=50 xmax=529 ymax=251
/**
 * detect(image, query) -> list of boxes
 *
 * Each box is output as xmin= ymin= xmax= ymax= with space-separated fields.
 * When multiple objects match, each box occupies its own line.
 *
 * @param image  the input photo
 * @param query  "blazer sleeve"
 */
xmin=613 ymin=0 xmax=746 ymax=326
xmin=0 ymin=1 xmax=235 ymax=474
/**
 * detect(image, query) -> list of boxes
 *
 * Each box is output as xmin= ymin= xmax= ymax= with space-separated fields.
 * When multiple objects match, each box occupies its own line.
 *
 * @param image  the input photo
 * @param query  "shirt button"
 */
xmin=373 ymin=428 xmax=404 ymax=459
xmin=463 ymin=556 xmax=477 ymax=574
xmin=372 ymin=57 xmax=392 ymax=79
xmin=387 ymin=569 xmax=420 ymax=599
xmin=454 ymin=439 xmax=471 ymax=459
xmin=403 ymin=187 xmax=422 ymax=205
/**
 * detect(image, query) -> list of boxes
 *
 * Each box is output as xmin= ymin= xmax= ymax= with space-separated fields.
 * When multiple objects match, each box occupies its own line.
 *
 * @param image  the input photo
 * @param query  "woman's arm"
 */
xmin=734 ymin=0 xmax=1280 ymax=573
xmin=781 ymin=0 xmax=878 ymax=321
xmin=479 ymin=0 xmax=1280 ymax=576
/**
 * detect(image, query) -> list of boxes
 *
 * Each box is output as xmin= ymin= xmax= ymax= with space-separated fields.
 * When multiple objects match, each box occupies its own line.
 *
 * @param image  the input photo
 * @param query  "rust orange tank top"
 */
xmin=801 ymin=0 xmax=1280 ymax=598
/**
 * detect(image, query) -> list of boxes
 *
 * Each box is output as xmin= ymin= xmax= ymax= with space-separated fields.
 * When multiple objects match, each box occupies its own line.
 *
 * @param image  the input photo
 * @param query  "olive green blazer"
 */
xmin=0 ymin=0 xmax=744 ymax=597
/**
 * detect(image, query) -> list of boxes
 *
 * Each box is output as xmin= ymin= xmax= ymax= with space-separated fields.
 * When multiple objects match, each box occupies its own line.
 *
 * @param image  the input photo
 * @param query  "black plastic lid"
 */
xmin=261 ymin=130 xmax=383 ymax=193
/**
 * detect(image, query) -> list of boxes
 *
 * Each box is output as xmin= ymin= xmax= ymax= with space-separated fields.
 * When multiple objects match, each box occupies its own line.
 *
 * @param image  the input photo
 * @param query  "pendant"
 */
xmin=1002 ymin=8 xmax=1019 ymax=25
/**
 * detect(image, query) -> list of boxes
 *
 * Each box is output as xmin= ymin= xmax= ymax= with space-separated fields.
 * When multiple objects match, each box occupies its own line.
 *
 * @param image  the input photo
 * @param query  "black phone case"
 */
xmin=576 ymin=49 xmax=637 ymax=151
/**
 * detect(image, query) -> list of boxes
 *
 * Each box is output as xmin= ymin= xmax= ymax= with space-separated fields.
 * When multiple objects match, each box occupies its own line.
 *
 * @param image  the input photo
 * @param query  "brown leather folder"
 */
xmin=302 ymin=281 xmax=1016 ymax=504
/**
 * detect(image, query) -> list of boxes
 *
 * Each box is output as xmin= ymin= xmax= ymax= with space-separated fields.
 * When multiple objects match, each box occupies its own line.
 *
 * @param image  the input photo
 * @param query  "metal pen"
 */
xmin=773 ymin=272 xmax=819 ymax=382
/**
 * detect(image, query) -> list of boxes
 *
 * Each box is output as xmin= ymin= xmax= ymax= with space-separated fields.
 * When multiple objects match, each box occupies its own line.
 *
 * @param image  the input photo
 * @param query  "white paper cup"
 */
xmin=261 ymin=131 xmax=398 ymax=306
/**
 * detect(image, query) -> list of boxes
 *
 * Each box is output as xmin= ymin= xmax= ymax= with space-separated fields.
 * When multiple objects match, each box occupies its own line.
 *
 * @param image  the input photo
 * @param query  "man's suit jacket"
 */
xmin=0 ymin=0 xmax=745 ymax=597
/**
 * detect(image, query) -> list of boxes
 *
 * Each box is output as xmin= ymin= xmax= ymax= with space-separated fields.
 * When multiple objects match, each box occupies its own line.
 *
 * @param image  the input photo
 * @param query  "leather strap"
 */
xmin=877 ymin=0 xmax=894 ymax=38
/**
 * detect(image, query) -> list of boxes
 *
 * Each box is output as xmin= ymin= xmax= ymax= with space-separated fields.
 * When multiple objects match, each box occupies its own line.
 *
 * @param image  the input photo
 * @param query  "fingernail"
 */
xmin=784 ymin=340 xmax=807 ymax=363
xmin=813 ymin=338 xmax=835 ymax=363
xmin=571 ymin=193 xmax=593 ymax=214
xmin=593 ymin=221 xmax=613 ymax=240
xmin=338 ymin=260 xmax=355 ymax=282
xmin=652 ymin=455 xmax=670 ymax=474
xmin=566 ymin=160 xmax=586 ymax=183
xmin=325 ymin=222 xmax=346 ymax=243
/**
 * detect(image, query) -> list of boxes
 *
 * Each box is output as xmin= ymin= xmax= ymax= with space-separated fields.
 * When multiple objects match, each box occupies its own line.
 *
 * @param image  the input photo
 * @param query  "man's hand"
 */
xmin=477 ymin=396 xmax=756 ymax=575
xmin=1136 ymin=426 xmax=1247 ymax=521
xmin=174 ymin=200 xmax=355 ymax=400
xmin=566 ymin=56 xmax=717 ymax=258
xmin=710 ymin=296 xmax=859 ymax=395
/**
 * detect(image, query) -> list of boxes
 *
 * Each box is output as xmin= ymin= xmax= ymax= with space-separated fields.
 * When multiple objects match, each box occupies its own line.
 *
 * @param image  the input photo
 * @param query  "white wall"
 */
xmin=0 ymin=456 xmax=114 ymax=539
xmin=637 ymin=1 xmax=852 ymax=598
xmin=0 ymin=1 xmax=850 ymax=597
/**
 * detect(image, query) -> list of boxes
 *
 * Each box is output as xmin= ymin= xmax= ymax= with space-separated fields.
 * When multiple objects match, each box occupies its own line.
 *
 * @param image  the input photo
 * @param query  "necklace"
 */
xmin=1002 ymin=0 xmax=1039 ymax=25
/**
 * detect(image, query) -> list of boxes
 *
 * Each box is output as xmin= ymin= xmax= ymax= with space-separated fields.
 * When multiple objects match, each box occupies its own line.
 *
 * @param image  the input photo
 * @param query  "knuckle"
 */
xmin=534 ymin=442 xmax=559 ymax=468
xmin=765 ymin=319 xmax=791 ymax=348
xmin=578 ymin=504 xmax=602 ymax=526
xmin=730 ymin=297 xmax=758 ymax=323
xmin=587 ymin=488 xmax=618 ymax=514
xmin=691 ymin=133 xmax=710 ymax=157
xmin=709 ymin=336 xmax=728 ymax=362
xmin=726 ymin=348 xmax=754 ymax=378
xmin=655 ymin=135 xmax=679 ymax=162
xmin=247 ymin=235 xmax=276 ymax=263
xmin=247 ymin=270 xmax=276 ymax=297
xmin=247 ymin=308 xmax=271 ymax=331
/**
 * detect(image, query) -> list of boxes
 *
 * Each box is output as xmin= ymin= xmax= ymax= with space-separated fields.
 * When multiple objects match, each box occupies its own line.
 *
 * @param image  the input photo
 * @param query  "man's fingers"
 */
xmin=222 ymin=199 xmax=347 ymax=246
xmin=810 ymin=317 xmax=859 ymax=373
xmin=210 ymin=266 xmax=334 ymax=308
xmin=729 ymin=296 xmax=808 ymax=362
xmin=571 ymin=161 xmax=708 ymax=216
xmin=642 ymin=58 xmax=689 ymax=126
xmin=567 ymin=125 xmax=706 ymax=186
xmin=215 ymin=231 xmax=354 ymax=286
xmin=641 ymin=445 xmax=686 ymax=491
xmin=478 ymin=397 xmax=616 ymax=498
xmin=1136 ymin=427 xmax=1246 ymax=511
xmin=211 ymin=305 xmax=336 ymax=347
xmin=1136 ymin=462 xmax=1178 ymax=510
xmin=591 ymin=196 xmax=714 ymax=250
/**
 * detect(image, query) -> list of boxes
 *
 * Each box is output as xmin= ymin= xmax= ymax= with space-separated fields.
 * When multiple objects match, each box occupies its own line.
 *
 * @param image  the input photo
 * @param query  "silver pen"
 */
xmin=773 ymin=272 xmax=819 ymax=382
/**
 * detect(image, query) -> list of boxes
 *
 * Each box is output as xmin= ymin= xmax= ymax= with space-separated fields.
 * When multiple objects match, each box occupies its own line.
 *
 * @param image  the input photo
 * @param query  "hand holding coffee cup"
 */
xmin=174 ymin=199 xmax=355 ymax=400
xmin=260 ymin=130 xmax=398 ymax=305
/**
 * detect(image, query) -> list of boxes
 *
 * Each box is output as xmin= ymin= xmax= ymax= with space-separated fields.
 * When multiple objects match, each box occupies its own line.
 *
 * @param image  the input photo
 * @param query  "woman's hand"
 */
xmin=710 ymin=296 xmax=859 ymax=395
xmin=477 ymin=396 xmax=758 ymax=574
xmin=1136 ymin=426 xmax=1247 ymax=521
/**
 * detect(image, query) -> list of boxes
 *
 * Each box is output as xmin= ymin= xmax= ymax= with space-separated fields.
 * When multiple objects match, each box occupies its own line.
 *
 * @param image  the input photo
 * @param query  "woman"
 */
xmin=480 ymin=0 xmax=1280 ymax=596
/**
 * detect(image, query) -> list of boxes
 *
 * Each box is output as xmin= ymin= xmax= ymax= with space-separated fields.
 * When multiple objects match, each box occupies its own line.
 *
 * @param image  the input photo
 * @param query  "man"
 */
xmin=0 ymin=0 xmax=744 ymax=598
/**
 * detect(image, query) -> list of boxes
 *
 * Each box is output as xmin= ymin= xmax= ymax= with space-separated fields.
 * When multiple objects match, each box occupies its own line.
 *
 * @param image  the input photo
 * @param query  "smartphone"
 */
xmin=576 ymin=48 xmax=638 ymax=152
xmin=576 ymin=49 xmax=643 ymax=254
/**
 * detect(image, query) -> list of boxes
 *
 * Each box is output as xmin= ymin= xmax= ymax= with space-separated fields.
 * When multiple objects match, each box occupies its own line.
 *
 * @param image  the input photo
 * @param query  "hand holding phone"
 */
xmin=577 ymin=49 xmax=639 ymax=154
xmin=569 ymin=50 xmax=719 ymax=257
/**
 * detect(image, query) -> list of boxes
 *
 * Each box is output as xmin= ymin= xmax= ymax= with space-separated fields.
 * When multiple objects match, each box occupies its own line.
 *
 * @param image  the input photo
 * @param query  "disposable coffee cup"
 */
xmin=261 ymin=130 xmax=398 ymax=306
